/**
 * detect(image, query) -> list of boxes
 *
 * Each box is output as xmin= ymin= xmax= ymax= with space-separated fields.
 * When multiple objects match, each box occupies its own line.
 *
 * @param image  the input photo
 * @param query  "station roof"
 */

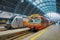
xmin=0 ymin=0 xmax=60 ymax=15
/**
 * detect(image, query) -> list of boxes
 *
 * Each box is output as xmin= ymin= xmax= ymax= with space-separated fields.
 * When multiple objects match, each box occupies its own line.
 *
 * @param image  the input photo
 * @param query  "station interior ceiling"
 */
xmin=0 ymin=0 xmax=60 ymax=16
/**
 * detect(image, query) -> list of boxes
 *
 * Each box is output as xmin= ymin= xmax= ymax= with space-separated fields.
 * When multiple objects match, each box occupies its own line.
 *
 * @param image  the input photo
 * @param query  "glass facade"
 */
xmin=27 ymin=0 xmax=56 ymax=13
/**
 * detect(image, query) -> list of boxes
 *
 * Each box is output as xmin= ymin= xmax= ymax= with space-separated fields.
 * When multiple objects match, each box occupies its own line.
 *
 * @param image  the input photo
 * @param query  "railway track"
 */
xmin=0 ymin=24 xmax=36 ymax=40
xmin=0 ymin=30 xmax=35 ymax=40
xmin=5 ymin=31 xmax=34 ymax=40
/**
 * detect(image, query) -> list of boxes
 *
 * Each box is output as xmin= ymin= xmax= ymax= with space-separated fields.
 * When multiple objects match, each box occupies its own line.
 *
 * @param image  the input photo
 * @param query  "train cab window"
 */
xmin=34 ymin=19 xmax=41 ymax=24
xmin=29 ymin=20 xmax=33 ymax=22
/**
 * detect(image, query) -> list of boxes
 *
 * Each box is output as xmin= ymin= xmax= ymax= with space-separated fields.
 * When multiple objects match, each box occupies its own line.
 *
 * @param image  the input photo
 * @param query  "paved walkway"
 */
xmin=23 ymin=24 xmax=60 ymax=40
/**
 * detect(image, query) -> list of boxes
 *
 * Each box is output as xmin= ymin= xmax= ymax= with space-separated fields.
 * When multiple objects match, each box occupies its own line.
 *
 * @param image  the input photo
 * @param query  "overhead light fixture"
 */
xmin=21 ymin=0 xmax=24 ymax=3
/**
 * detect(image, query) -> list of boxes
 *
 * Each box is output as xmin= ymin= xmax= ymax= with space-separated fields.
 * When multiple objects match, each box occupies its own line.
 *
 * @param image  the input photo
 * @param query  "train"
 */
xmin=5 ymin=15 xmax=29 ymax=29
xmin=5 ymin=14 xmax=52 ymax=31
xmin=27 ymin=14 xmax=49 ymax=31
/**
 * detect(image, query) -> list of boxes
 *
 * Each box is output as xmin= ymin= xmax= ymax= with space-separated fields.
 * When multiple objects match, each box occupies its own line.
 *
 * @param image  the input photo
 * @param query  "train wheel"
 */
xmin=5 ymin=24 xmax=13 ymax=30
xmin=30 ymin=27 xmax=38 ymax=32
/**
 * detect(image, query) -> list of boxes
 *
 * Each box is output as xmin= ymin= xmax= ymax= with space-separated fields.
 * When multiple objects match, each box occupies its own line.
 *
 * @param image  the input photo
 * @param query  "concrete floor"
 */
xmin=23 ymin=24 xmax=60 ymax=40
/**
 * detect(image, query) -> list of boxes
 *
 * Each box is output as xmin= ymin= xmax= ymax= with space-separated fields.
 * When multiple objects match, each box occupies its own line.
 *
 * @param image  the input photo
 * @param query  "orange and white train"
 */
xmin=27 ymin=14 xmax=49 ymax=31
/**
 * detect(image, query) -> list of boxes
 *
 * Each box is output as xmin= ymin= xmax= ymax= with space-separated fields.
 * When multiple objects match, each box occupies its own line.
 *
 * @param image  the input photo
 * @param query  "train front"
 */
xmin=28 ymin=14 xmax=48 ymax=31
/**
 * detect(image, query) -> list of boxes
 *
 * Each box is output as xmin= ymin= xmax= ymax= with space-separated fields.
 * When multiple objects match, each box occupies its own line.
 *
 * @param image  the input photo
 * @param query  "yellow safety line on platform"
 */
xmin=30 ymin=27 xmax=51 ymax=40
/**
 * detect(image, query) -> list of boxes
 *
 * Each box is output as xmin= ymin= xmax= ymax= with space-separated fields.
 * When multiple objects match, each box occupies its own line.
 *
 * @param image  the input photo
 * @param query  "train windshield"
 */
xmin=34 ymin=19 xmax=41 ymax=23
xmin=30 ymin=19 xmax=41 ymax=24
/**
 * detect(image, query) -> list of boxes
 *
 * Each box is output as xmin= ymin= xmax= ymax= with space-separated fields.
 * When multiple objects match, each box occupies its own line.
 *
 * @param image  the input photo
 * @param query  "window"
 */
xmin=46 ymin=2 xmax=49 ymax=6
xmin=52 ymin=2 xmax=56 ymax=6
xmin=37 ymin=5 xmax=40 ymax=8
xmin=34 ymin=19 xmax=41 ymax=23
xmin=40 ymin=4 xmax=43 ymax=7
xmin=28 ymin=0 xmax=33 ymax=2
xmin=43 ymin=0 xmax=48 ymax=2
xmin=35 ymin=0 xmax=40 ymax=4
xmin=29 ymin=20 xmax=33 ymax=22
xmin=33 ymin=2 xmax=37 ymax=5
xmin=42 ymin=3 xmax=46 ymax=6
xmin=40 ymin=0 xmax=43 ymax=3
xmin=51 ymin=0 xmax=56 ymax=2
xmin=48 ymin=0 xmax=51 ymax=2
